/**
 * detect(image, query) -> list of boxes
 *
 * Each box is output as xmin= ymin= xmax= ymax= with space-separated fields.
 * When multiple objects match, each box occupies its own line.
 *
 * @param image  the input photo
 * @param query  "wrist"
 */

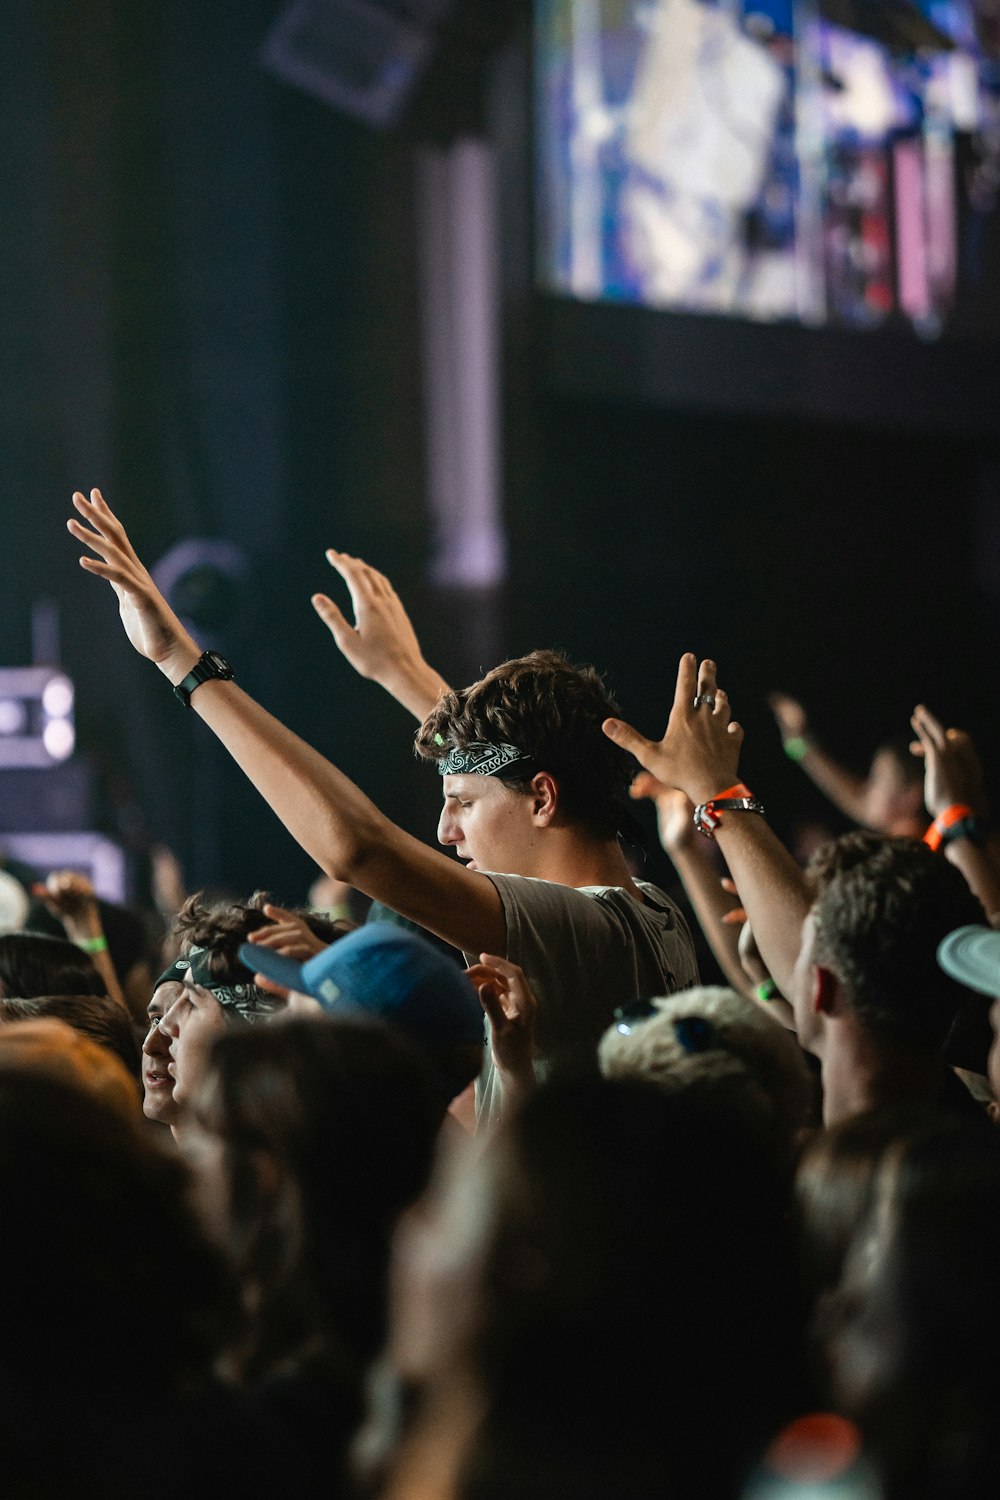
xmin=65 ymin=914 xmax=103 ymax=941
xmin=694 ymin=782 xmax=767 ymax=840
xmin=397 ymin=657 xmax=443 ymax=697
xmin=685 ymin=772 xmax=744 ymax=807
xmin=389 ymin=659 xmax=449 ymax=720
xmin=497 ymin=1059 xmax=535 ymax=1099
xmin=782 ymin=734 xmax=811 ymax=762
xmin=156 ymin=640 xmax=203 ymax=687
xmin=75 ymin=933 xmax=109 ymax=955
xmin=924 ymin=804 xmax=984 ymax=852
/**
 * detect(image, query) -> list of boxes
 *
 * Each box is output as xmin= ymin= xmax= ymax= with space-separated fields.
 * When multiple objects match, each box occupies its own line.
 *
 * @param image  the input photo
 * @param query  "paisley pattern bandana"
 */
xmin=435 ymin=739 xmax=648 ymax=854
xmin=436 ymin=741 xmax=540 ymax=780
xmin=153 ymin=944 xmax=281 ymax=1025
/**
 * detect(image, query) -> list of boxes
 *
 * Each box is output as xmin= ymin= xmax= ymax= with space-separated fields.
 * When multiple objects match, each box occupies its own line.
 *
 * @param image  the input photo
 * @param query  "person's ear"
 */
xmin=529 ymin=771 xmax=559 ymax=827
xmin=813 ymin=964 xmax=841 ymax=1018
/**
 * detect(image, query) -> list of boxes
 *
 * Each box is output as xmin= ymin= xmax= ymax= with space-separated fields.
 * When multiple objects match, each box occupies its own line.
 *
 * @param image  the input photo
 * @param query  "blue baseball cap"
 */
xmin=937 ymin=925 xmax=1000 ymax=999
xmin=238 ymin=922 xmax=485 ymax=1050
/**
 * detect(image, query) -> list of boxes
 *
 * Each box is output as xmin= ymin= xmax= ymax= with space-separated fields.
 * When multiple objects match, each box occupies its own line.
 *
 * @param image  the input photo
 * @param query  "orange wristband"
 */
xmin=694 ymin=783 xmax=765 ymax=838
xmin=708 ymin=782 xmax=752 ymax=802
xmin=923 ymin=804 xmax=975 ymax=852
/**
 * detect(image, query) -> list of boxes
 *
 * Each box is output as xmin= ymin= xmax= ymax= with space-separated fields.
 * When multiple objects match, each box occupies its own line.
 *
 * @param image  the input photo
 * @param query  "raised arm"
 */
xmin=910 ymin=703 xmax=1000 ymax=922
xmin=31 ymin=870 xmax=132 ymax=1020
xmin=767 ymin=691 xmax=869 ymax=825
xmin=312 ymin=550 xmax=449 ymax=721
xmin=630 ymin=774 xmax=756 ymax=999
xmin=605 ymin=656 xmax=811 ymax=1001
xmin=68 ymin=490 xmax=505 ymax=956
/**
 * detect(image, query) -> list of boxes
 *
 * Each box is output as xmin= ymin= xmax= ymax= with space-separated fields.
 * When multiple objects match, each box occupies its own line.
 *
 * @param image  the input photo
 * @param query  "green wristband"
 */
xmin=76 ymin=934 xmax=108 ymax=954
xmin=756 ymin=979 xmax=778 ymax=1002
xmin=783 ymin=736 xmax=810 ymax=763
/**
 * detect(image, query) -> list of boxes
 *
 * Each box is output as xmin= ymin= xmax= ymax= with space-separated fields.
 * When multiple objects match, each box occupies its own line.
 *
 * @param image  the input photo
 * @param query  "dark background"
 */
xmin=2 ymin=0 xmax=999 ymax=922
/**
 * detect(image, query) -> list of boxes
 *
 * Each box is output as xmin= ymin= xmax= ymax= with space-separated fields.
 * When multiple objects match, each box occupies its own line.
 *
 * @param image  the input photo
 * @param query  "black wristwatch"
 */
xmin=173 ymin=650 xmax=235 ymax=706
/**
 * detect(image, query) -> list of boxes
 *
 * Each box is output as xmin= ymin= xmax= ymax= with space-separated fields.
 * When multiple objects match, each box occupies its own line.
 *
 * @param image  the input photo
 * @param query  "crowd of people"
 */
xmin=0 ymin=485 xmax=998 ymax=1496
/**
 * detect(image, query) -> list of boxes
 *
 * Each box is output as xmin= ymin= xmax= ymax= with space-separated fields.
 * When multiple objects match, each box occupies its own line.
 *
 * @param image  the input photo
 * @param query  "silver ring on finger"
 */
xmin=693 ymin=693 xmax=717 ymax=710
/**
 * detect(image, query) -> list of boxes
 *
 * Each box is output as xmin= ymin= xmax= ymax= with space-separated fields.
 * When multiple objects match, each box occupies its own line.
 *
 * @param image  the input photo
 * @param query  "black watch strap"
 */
xmin=173 ymin=651 xmax=235 ymax=706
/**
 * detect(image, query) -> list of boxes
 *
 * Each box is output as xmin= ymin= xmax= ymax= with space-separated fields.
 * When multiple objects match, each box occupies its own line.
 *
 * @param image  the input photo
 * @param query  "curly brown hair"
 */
xmin=170 ymin=891 xmax=352 ymax=987
xmin=806 ymin=830 xmax=985 ymax=1051
xmin=414 ymin=649 xmax=633 ymax=839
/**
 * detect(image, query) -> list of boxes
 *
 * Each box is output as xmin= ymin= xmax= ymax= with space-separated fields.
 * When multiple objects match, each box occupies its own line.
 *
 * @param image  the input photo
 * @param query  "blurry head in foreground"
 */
xmin=822 ymin=1110 xmax=1000 ymax=1500
xmin=382 ymin=1073 xmax=806 ymax=1500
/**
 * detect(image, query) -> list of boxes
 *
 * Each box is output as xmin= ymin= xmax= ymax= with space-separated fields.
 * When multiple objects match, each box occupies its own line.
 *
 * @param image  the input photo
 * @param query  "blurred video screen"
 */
xmin=535 ymin=0 xmax=1000 ymax=337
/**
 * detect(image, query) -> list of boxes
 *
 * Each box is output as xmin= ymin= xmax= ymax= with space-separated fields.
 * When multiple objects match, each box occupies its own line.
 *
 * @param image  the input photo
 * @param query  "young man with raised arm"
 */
xmin=603 ymin=656 xmax=987 ymax=1125
xmin=69 ymin=490 xmax=697 ymax=1126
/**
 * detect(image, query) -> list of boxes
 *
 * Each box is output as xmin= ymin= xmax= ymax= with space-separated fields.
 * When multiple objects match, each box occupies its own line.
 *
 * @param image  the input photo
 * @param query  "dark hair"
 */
xmin=204 ymin=1015 xmax=442 ymax=1384
xmin=795 ymin=1104 xmax=931 ymax=1304
xmin=0 ymin=1067 xmax=236 ymax=1394
xmin=440 ymin=1076 xmax=806 ymax=1500
xmin=828 ymin=1112 xmax=1000 ymax=1500
xmin=0 ymin=931 xmax=106 ymax=1001
xmin=414 ymin=649 xmax=632 ymax=839
xmin=793 ymin=1102 xmax=940 ymax=1402
xmin=0 ymin=993 xmax=142 ymax=1081
xmin=170 ymin=889 xmax=351 ymax=986
xmin=806 ymin=831 xmax=984 ymax=1051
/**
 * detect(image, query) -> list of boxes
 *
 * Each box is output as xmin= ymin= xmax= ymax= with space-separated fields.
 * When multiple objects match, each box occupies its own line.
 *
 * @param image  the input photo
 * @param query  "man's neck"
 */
xmin=525 ymin=829 xmax=643 ymax=899
xmin=820 ymin=1019 xmax=944 ymax=1125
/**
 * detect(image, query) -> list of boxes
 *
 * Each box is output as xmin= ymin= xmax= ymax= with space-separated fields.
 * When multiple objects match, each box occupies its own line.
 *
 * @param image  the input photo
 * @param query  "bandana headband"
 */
xmin=436 ymin=741 xmax=540 ymax=780
xmin=153 ymin=944 xmax=279 ymax=1025
xmin=435 ymin=739 xmax=649 ymax=855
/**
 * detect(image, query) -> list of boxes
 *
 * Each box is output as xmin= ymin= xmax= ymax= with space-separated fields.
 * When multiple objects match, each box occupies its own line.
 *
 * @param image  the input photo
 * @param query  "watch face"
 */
xmin=201 ymin=652 xmax=233 ymax=679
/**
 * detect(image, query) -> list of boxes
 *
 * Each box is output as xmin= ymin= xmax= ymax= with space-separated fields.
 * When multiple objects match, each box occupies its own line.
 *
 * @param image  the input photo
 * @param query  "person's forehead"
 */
xmin=182 ymin=978 xmax=221 ymax=1005
xmin=150 ymin=980 xmax=185 ymax=1013
xmin=442 ymin=773 xmax=499 ymax=799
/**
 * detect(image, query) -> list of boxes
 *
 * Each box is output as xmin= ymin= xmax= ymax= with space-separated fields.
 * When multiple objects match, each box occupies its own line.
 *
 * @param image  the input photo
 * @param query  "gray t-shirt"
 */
xmin=470 ymin=874 xmax=699 ymax=1126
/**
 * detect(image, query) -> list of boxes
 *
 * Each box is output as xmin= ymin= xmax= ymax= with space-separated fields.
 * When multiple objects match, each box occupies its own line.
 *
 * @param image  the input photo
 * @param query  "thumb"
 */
xmin=602 ymin=716 xmax=654 ymax=762
xmin=312 ymin=593 xmax=354 ymax=649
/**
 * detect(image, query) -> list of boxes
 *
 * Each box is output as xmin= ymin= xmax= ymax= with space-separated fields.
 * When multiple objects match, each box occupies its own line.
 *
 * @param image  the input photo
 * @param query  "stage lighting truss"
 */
xmin=0 ymin=667 xmax=76 ymax=768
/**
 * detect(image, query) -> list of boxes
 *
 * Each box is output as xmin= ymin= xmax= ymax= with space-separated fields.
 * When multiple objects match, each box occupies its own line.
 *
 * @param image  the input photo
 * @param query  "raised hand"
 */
xmin=32 ymin=869 xmax=100 ymax=928
xmin=630 ymin=774 xmax=696 ymax=855
xmin=602 ymin=655 xmax=744 ymax=806
xmin=465 ymin=953 xmax=537 ymax=1096
xmin=68 ymin=489 xmax=200 ymax=678
xmin=767 ymin=692 xmax=809 ymax=742
xmin=33 ymin=867 xmax=130 ymax=1016
xmin=312 ymin=550 xmax=447 ymax=719
xmin=245 ymin=903 xmax=330 ymax=963
xmin=910 ymin=704 xmax=987 ymax=819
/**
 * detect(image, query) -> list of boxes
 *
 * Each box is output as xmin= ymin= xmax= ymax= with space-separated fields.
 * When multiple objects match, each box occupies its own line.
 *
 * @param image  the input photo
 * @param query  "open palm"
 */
xmin=69 ymin=489 xmax=197 ymax=668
